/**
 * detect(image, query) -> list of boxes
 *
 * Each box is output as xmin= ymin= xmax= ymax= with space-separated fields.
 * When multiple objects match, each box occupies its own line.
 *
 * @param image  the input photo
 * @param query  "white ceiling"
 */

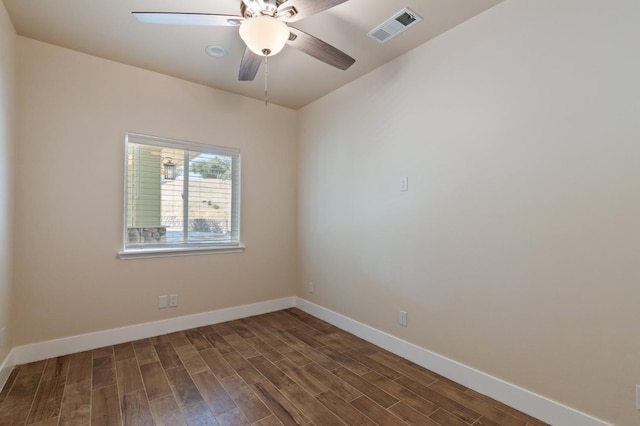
xmin=3 ymin=0 xmax=503 ymax=109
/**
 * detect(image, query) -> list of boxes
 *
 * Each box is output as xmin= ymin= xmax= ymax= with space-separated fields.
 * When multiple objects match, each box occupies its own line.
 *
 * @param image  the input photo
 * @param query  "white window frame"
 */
xmin=118 ymin=133 xmax=244 ymax=259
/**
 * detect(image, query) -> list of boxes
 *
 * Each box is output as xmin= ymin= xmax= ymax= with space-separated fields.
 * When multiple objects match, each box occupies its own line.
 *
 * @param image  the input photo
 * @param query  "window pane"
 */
xmin=187 ymin=153 xmax=233 ymax=243
xmin=124 ymin=134 xmax=240 ymax=251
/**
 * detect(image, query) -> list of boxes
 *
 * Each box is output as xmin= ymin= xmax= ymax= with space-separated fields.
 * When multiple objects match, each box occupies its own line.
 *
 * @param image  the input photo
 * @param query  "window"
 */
xmin=119 ymin=133 xmax=242 ymax=258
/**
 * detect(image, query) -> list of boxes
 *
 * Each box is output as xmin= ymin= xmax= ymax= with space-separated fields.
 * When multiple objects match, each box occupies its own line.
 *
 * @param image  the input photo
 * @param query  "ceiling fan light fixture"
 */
xmin=239 ymin=15 xmax=289 ymax=56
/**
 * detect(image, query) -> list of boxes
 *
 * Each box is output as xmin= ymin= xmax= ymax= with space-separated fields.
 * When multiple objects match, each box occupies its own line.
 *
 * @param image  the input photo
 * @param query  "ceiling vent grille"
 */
xmin=367 ymin=8 xmax=422 ymax=44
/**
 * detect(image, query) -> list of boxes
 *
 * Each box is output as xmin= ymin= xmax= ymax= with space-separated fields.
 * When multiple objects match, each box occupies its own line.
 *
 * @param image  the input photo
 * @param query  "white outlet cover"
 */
xmin=169 ymin=294 xmax=178 ymax=307
xmin=399 ymin=310 xmax=408 ymax=326
xmin=400 ymin=176 xmax=409 ymax=191
xmin=159 ymin=295 xmax=168 ymax=309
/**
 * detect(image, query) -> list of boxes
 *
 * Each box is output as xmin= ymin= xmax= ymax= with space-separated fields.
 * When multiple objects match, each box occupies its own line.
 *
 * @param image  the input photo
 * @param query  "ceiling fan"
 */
xmin=132 ymin=0 xmax=356 ymax=82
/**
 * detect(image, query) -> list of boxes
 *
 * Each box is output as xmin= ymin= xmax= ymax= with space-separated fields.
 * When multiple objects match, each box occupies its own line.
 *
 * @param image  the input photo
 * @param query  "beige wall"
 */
xmin=0 ymin=1 xmax=16 ymax=365
xmin=298 ymin=0 xmax=640 ymax=424
xmin=13 ymin=37 xmax=298 ymax=345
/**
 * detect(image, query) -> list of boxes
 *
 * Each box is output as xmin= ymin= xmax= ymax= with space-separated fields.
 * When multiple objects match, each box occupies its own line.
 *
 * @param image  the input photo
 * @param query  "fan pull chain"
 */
xmin=264 ymin=53 xmax=269 ymax=108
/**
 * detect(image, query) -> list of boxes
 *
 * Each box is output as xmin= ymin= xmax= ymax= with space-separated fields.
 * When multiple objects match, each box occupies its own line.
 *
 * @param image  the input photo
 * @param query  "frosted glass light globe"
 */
xmin=239 ymin=16 xmax=289 ymax=56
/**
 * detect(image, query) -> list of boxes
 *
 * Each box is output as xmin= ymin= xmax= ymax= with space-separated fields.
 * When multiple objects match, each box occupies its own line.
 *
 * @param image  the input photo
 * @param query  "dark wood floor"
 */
xmin=0 ymin=308 xmax=548 ymax=425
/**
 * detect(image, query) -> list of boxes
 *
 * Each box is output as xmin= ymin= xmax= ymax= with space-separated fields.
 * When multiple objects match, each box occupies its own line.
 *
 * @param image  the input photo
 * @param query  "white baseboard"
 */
xmin=0 ymin=348 xmax=15 ymax=392
xmin=13 ymin=297 xmax=296 ymax=365
xmin=295 ymin=298 xmax=610 ymax=426
xmin=5 ymin=295 xmax=610 ymax=426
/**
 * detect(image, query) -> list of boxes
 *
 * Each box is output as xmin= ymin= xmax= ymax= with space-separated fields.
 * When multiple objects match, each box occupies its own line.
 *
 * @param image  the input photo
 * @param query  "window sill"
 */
xmin=118 ymin=244 xmax=245 ymax=260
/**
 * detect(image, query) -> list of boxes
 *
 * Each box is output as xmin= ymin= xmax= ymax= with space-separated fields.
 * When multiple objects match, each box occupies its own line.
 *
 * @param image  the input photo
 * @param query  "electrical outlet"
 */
xmin=308 ymin=281 xmax=314 ymax=294
xmin=159 ymin=295 xmax=168 ymax=309
xmin=400 ymin=176 xmax=409 ymax=192
xmin=399 ymin=310 xmax=408 ymax=327
xmin=169 ymin=294 xmax=178 ymax=307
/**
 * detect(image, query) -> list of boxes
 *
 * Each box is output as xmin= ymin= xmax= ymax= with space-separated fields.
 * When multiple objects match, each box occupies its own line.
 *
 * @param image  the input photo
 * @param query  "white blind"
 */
xmin=124 ymin=133 xmax=240 ymax=249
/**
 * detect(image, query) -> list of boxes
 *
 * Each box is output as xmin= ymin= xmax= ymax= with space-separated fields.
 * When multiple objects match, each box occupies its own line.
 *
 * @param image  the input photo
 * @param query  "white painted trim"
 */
xmin=295 ymin=298 xmax=610 ymax=426
xmin=0 ymin=349 xmax=15 ymax=392
xmin=12 ymin=297 xmax=295 ymax=365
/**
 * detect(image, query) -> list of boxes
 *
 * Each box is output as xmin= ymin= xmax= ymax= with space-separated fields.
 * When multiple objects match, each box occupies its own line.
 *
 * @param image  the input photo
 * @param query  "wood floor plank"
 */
xmin=388 ymin=401 xmax=440 ymax=425
xmin=275 ymin=358 xmax=328 ymax=396
xmin=227 ymin=321 xmax=256 ymax=339
xmin=91 ymin=384 xmax=121 ymax=426
xmin=219 ymin=375 xmax=271 ymax=423
xmin=333 ymin=367 xmax=398 ymax=408
xmin=199 ymin=328 xmax=235 ymax=354
xmin=191 ymin=370 xmax=236 ymax=415
xmin=428 ymin=408 xmax=470 ymax=426
xmin=116 ymin=357 xmax=144 ymax=395
xmin=222 ymin=351 xmax=265 ymax=385
xmin=279 ymin=383 xmax=344 ymax=425
xmin=252 ymin=415 xmax=284 ymax=426
xmin=176 ymin=345 xmax=209 ymax=376
xmin=183 ymin=401 xmax=219 ymax=425
xmin=361 ymin=371 xmax=437 ymax=417
xmin=150 ymin=334 xmax=171 ymax=345
xmin=317 ymin=346 xmax=371 ymax=376
xmin=66 ymin=351 xmax=92 ymax=385
xmin=315 ymin=333 xmax=354 ymax=353
xmin=345 ymin=349 xmax=403 ymax=380
xmin=350 ymin=395 xmax=407 ymax=426
xmin=245 ymin=337 xmax=285 ymax=363
xmin=168 ymin=332 xmax=192 ymax=349
xmin=132 ymin=339 xmax=160 ymax=366
xmin=114 ymin=342 xmax=136 ymax=361
xmin=251 ymin=380 xmax=309 ymax=426
xmin=26 ymin=376 xmax=66 ymax=425
xmin=215 ymin=407 xmax=250 ymax=426
xmin=165 ymin=366 xmax=205 ymax=408
xmin=58 ymin=379 xmax=91 ymax=426
xmin=0 ymin=373 xmax=42 ymax=425
xmin=269 ymin=339 xmax=312 ymax=366
xmin=285 ymin=328 xmax=324 ymax=349
xmin=148 ymin=394 xmax=183 ymax=426
xmin=139 ymin=361 xmax=173 ymax=401
xmin=224 ymin=333 xmax=260 ymax=358
xmin=0 ymin=368 xmax=19 ymax=405
xmin=210 ymin=323 xmax=237 ymax=337
xmin=155 ymin=342 xmax=183 ymax=370
xmin=396 ymin=376 xmax=481 ymax=424
xmin=93 ymin=346 xmax=113 ymax=359
xmin=184 ymin=329 xmax=212 ymax=351
xmin=464 ymin=388 xmax=549 ymax=426
xmin=289 ymin=341 xmax=341 ymax=371
xmin=92 ymin=354 xmax=116 ymax=390
xmin=430 ymin=380 xmax=527 ymax=426
xmin=368 ymin=350 xmax=438 ymax=384
xmin=42 ymin=356 xmax=70 ymax=380
xmin=200 ymin=348 xmax=236 ymax=380
xmin=27 ymin=417 xmax=58 ymax=426
xmin=302 ymin=362 xmax=361 ymax=402
xmin=17 ymin=361 xmax=46 ymax=377
xmin=316 ymin=390 xmax=377 ymax=425
xmin=248 ymin=355 xmax=295 ymax=390
xmin=121 ymin=389 xmax=154 ymax=426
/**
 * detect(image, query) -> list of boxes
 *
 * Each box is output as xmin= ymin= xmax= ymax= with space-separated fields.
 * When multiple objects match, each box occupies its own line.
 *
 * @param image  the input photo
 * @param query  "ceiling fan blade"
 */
xmin=132 ymin=12 xmax=243 ymax=26
xmin=287 ymin=27 xmax=355 ymax=70
xmin=239 ymin=47 xmax=262 ymax=81
xmin=277 ymin=0 xmax=349 ymax=22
